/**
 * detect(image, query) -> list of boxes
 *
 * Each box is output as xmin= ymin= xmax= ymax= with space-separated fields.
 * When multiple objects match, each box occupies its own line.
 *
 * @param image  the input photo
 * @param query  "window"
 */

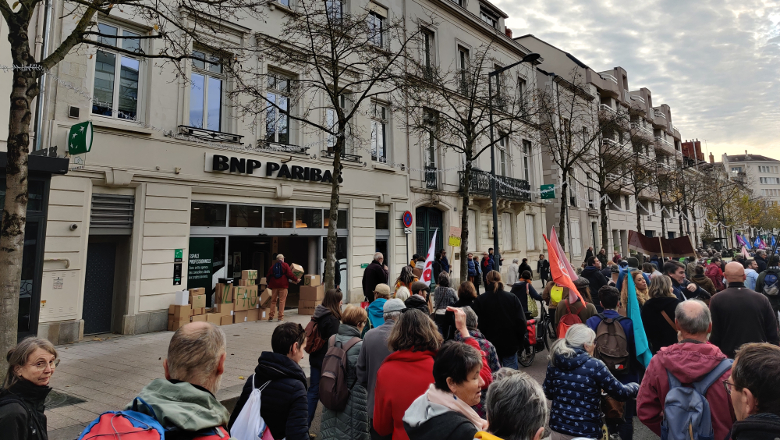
xmin=229 ymin=205 xmax=263 ymax=227
xmin=449 ymin=0 xmax=463 ymax=6
xmin=367 ymin=12 xmax=384 ymax=47
xmin=326 ymin=0 xmax=343 ymax=20
xmin=518 ymin=77 xmax=527 ymax=109
xmin=266 ymin=73 xmax=291 ymax=144
xmin=497 ymin=135 xmax=507 ymax=176
xmin=296 ymin=208 xmax=323 ymax=228
xmin=525 ymin=214 xmax=535 ymax=251
xmin=327 ymin=94 xmax=351 ymax=153
xmin=422 ymin=29 xmax=435 ymax=76
xmin=458 ymin=46 xmax=469 ymax=93
xmin=375 ymin=212 xmax=389 ymax=229
xmin=191 ymin=202 xmax=227 ymax=227
xmin=522 ymin=140 xmax=531 ymax=182
xmin=264 ymin=207 xmax=294 ymax=228
xmin=467 ymin=210 xmax=476 ymax=251
xmin=569 ymin=172 xmax=577 ymax=207
xmin=571 ymin=219 xmax=581 ymax=257
xmin=501 ymin=212 xmax=512 ymax=251
xmin=324 ymin=209 xmax=348 ymax=229
xmin=370 ymin=102 xmax=388 ymax=162
xmin=480 ymin=7 xmax=498 ymax=28
xmin=585 ymin=172 xmax=595 ymax=208
xmin=624 ymin=195 xmax=631 ymax=212
xmin=423 ymin=108 xmax=437 ymax=167
xmin=190 ymin=50 xmax=224 ymax=131
xmin=92 ymin=23 xmax=142 ymax=120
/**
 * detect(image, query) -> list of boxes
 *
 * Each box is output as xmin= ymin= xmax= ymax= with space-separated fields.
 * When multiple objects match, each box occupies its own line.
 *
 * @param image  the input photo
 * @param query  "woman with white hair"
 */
xmin=543 ymin=324 xmax=639 ymax=440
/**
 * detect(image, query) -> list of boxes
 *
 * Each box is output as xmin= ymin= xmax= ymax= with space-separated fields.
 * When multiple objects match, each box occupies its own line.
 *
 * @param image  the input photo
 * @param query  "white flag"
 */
xmin=421 ymin=229 xmax=438 ymax=286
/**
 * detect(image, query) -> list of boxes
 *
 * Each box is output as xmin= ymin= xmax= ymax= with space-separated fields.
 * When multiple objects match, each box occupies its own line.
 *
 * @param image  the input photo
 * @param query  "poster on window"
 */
xmin=187 ymin=238 xmax=214 ymax=291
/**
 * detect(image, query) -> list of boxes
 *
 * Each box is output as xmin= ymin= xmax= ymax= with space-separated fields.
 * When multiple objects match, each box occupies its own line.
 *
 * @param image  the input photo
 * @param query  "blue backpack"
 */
xmin=762 ymin=271 xmax=779 ymax=296
xmin=272 ymin=261 xmax=283 ymax=279
xmin=661 ymin=359 xmax=732 ymax=440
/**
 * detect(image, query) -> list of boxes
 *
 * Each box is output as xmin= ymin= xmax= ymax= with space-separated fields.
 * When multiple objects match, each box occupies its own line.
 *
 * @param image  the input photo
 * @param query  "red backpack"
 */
xmin=557 ymin=300 xmax=584 ymax=338
xmin=303 ymin=318 xmax=326 ymax=354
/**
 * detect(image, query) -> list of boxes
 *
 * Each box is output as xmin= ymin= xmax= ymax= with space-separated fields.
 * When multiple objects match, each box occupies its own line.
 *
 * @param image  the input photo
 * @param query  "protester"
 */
xmin=756 ymin=249 xmax=769 ymax=273
xmin=644 ymin=261 xmax=663 ymax=279
xmin=480 ymin=371 xmax=548 ymax=440
xmin=454 ymin=281 xmax=478 ymax=308
xmin=367 ymin=283 xmax=391 ymax=329
xmin=608 ymin=264 xmax=620 ymax=287
xmin=710 ymin=262 xmax=780 ymax=359
xmin=441 ymin=250 xmax=451 ymax=274
xmin=637 ymin=300 xmax=735 ymax=440
xmin=471 ymin=271 xmax=527 ymax=369
xmin=729 ymin=343 xmax=780 ymax=440
xmin=433 ymin=252 xmax=443 ymax=285
xmin=507 ymin=259 xmax=520 ymax=285
xmin=481 ymin=252 xmax=493 ymax=288
xmin=705 ymin=257 xmax=726 ymax=292
xmin=581 ymin=256 xmax=609 ymax=307
xmin=0 ymin=338 xmax=57 ymax=440
xmin=267 ymin=254 xmax=301 ymax=321
xmin=395 ymin=286 xmax=410 ymax=302
xmin=406 ymin=281 xmax=432 ymax=314
xmin=320 ymin=306 xmax=369 ymax=440
xmin=468 ymin=253 xmax=480 ymax=293
xmin=519 ymin=258 xmax=532 ymax=276
xmin=618 ymin=269 xmax=649 ymax=316
xmin=613 ymin=250 xmax=622 ymax=264
xmin=357 ymin=299 xmax=404 ymax=422
xmin=554 ymin=278 xmax=598 ymax=328
xmin=641 ymin=275 xmax=680 ymax=354
xmin=691 ymin=265 xmax=717 ymax=296
xmin=509 ymin=271 xmax=543 ymax=315
xmin=743 ymin=259 xmax=760 ymax=291
xmin=394 ymin=266 xmax=418 ymax=295
xmin=410 ymin=254 xmax=419 ymax=268
xmin=373 ymin=309 xmax=442 ymax=440
xmin=755 ymin=255 xmax=780 ymax=319
xmin=664 ymin=260 xmax=710 ymax=302
xmin=597 ymin=248 xmax=608 ymax=267
xmin=544 ymin=324 xmax=639 ymax=440
xmin=306 ymin=289 xmax=342 ymax=427
xmin=363 ymin=252 xmax=389 ymax=304
xmin=542 ymin=281 xmax=566 ymax=308
xmin=538 ymin=254 xmax=550 ymax=284
xmin=585 ymin=246 xmax=595 ymax=261
xmin=457 ymin=307 xmax=501 ymax=374
xmin=432 ymin=272 xmax=458 ymax=336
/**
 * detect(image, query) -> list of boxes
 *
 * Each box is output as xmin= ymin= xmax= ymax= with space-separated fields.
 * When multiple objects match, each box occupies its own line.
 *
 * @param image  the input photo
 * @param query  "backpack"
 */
xmin=303 ymin=318 xmax=326 ymax=354
xmin=0 ymin=395 xmax=43 ymax=440
xmin=557 ymin=300 xmax=584 ymax=339
xmin=704 ymin=265 xmax=725 ymax=291
xmin=230 ymin=375 xmax=278 ymax=440
xmin=319 ymin=335 xmax=360 ymax=412
xmin=661 ymin=359 xmax=733 ymax=440
xmin=594 ymin=313 xmax=630 ymax=376
xmin=78 ymin=397 xmax=230 ymax=440
xmin=762 ymin=271 xmax=780 ymax=296
xmin=272 ymin=261 xmax=284 ymax=279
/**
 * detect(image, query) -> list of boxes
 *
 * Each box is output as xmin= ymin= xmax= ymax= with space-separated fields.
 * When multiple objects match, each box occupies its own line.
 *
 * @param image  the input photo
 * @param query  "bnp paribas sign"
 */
xmin=204 ymin=153 xmax=334 ymax=184
xmin=67 ymin=121 xmax=93 ymax=155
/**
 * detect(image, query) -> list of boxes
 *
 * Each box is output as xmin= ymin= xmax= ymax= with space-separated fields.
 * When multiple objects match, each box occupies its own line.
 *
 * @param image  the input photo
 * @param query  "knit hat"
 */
xmin=383 ymin=298 xmax=406 ymax=313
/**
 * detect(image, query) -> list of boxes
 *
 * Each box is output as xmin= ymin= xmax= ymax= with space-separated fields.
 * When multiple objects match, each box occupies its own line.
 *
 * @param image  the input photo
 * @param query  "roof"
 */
xmin=726 ymin=154 xmax=779 ymax=163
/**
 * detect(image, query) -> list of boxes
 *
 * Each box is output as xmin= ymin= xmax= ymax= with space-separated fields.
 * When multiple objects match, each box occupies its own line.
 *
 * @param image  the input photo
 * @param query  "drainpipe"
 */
xmin=33 ymin=0 xmax=53 ymax=152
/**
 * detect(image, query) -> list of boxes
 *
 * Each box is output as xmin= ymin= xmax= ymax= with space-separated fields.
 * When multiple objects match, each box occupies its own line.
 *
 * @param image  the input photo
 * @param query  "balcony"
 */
xmin=600 ymin=73 xmax=618 ymax=84
xmin=257 ymin=140 xmax=310 ymax=155
xmin=424 ymin=166 xmax=438 ymax=189
xmin=599 ymin=104 xmax=616 ymax=114
xmin=321 ymin=149 xmax=362 ymax=163
xmin=459 ymin=169 xmax=531 ymax=202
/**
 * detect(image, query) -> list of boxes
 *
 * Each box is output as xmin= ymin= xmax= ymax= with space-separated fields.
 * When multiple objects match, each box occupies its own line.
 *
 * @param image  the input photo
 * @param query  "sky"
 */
xmin=495 ymin=0 xmax=780 ymax=161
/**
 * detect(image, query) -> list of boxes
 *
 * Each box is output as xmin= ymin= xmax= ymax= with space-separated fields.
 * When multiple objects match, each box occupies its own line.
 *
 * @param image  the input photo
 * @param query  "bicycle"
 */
xmin=518 ymin=302 xmax=557 ymax=367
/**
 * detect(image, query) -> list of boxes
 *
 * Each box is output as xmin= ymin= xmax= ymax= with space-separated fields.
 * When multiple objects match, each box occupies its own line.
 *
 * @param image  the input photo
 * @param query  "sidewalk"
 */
xmin=47 ymin=311 xmax=312 ymax=440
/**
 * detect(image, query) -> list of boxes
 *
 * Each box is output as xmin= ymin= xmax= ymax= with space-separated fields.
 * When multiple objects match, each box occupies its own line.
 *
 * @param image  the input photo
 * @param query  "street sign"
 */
xmin=173 ymin=263 xmax=182 ymax=285
xmin=540 ymin=184 xmax=555 ymax=200
xmin=404 ymin=227 xmax=413 ymax=235
xmin=174 ymin=249 xmax=183 ymax=263
xmin=402 ymin=211 xmax=413 ymax=228
xmin=68 ymin=121 xmax=93 ymax=155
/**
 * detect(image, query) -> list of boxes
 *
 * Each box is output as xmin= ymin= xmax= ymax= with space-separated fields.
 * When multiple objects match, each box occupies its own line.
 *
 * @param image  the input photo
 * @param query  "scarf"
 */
xmin=425 ymin=384 xmax=488 ymax=431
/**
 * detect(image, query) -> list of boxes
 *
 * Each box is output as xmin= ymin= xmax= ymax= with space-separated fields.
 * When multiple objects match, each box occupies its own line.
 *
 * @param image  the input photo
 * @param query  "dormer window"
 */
xmin=480 ymin=7 xmax=498 ymax=29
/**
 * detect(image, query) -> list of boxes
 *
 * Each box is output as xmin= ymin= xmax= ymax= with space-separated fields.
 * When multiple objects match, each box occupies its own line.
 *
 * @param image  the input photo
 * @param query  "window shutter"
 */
xmin=90 ymin=194 xmax=134 ymax=235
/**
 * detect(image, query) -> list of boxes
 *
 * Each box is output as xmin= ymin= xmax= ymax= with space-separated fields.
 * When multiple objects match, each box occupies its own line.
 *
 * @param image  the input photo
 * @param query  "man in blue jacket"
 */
xmin=664 ymin=260 xmax=710 ymax=302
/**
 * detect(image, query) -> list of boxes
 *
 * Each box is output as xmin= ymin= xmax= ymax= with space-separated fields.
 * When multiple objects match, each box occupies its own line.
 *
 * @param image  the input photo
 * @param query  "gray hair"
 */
xmin=548 ymin=324 xmax=595 ymax=367
xmin=463 ymin=306 xmax=478 ymax=331
xmin=395 ymin=286 xmax=410 ymax=302
xmin=486 ymin=372 xmax=549 ymax=440
xmin=675 ymin=299 xmax=711 ymax=335
xmin=4 ymin=337 xmax=58 ymax=389
xmin=513 ymin=258 xmax=519 ymax=264
xmin=167 ymin=323 xmax=226 ymax=387
xmin=374 ymin=252 xmax=384 ymax=261
xmin=383 ymin=311 xmax=401 ymax=322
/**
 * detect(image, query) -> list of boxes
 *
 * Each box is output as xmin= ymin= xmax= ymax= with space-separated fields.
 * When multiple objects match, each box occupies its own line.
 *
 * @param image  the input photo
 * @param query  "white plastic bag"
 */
xmin=230 ymin=375 xmax=277 ymax=440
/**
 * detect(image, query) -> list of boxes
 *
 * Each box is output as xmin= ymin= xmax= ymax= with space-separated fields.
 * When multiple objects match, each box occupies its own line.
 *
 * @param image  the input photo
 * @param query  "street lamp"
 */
xmin=487 ymin=52 xmax=540 ymax=271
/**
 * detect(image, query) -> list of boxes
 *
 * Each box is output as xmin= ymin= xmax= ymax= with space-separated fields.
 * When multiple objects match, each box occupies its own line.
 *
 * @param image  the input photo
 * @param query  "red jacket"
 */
xmin=463 ymin=337 xmax=493 ymax=390
xmin=637 ymin=342 xmax=735 ymax=440
xmin=266 ymin=261 xmax=299 ymax=289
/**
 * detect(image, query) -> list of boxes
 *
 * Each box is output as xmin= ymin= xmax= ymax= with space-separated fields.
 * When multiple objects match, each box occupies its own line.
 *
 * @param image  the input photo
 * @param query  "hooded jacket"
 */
xmin=690 ymin=274 xmax=717 ymax=296
xmin=0 ymin=379 xmax=51 ymax=440
xmin=367 ymin=298 xmax=387 ymax=328
xmin=321 ymin=324 xmax=368 ymax=440
xmin=641 ymin=296 xmax=681 ymax=354
xmin=543 ymin=348 xmax=638 ymax=438
xmin=402 ymin=391 xmax=478 ymax=440
xmin=404 ymin=295 xmax=429 ymax=315
xmin=266 ymin=261 xmax=299 ymax=290
xmin=580 ymin=266 xmax=609 ymax=305
xmin=467 ymin=259 xmax=478 ymax=277
xmin=731 ymin=413 xmax=780 ymax=440
xmin=373 ymin=349 xmax=436 ymax=440
xmin=228 ymin=352 xmax=308 ymax=440
xmin=309 ymin=304 xmax=341 ymax=371
xmin=637 ymin=342 xmax=735 ymax=440
xmin=130 ymin=379 xmax=231 ymax=437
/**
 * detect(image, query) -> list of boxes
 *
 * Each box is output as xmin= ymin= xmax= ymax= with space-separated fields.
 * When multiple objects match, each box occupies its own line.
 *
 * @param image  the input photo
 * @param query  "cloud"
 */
xmin=497 ymin=0 xmax=780 ymax=160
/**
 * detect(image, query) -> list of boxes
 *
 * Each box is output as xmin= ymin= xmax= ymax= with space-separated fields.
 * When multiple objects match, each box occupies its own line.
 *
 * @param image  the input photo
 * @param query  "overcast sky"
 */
xmin=496 ymin=0 xmax=780 ymax=161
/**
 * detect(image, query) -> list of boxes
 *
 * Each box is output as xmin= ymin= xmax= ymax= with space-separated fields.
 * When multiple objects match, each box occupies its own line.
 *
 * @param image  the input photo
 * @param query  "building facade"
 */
xmin=722 ymin=153 xmax=780 ymax=206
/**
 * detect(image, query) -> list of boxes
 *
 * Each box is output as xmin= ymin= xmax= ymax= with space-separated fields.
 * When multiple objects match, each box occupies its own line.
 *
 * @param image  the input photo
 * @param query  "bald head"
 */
xmin=164 ymin=322 xmax=227 ymax=393
xmin=724 ymin=261 xmax=746 ymax=283
xmin=675 ymin=299 xmax=711 ymax=338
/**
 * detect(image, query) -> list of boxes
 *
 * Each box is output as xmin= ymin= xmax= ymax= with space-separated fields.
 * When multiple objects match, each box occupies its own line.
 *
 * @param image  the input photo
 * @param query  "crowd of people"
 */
xmin=4 ymin=247 xmax=780 ymax=440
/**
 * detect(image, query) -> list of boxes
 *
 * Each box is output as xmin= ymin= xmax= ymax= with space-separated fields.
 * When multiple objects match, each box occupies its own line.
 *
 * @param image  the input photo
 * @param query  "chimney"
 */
xmin=709 ymin=152 xmax=714 ymax=164
xmin=505 ymin=28 xmax=512 ymax=38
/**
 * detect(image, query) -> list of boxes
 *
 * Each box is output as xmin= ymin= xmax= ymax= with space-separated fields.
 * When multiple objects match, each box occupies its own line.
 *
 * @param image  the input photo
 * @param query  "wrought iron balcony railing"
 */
xmin=459 ymin=169 xmax=531 ymax=202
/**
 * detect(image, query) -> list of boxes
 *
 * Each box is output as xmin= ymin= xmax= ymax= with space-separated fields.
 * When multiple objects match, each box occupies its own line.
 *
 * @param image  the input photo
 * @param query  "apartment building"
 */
xmin=722 ymin=152 xmax=780 ymax=206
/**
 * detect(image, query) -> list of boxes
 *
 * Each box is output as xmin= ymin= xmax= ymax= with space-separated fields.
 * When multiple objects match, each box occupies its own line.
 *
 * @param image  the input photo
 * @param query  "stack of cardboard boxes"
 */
xmin=167 ymin=288 xmax=208 ymax=331
xmin=299 ymin=274 xmax=324 ymax=315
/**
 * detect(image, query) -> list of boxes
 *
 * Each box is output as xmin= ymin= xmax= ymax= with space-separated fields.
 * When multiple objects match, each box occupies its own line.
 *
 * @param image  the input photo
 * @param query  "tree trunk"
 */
xmin=0 ymin=24 xmax=38 ymax=375
xmin=692 ymin=210 xmax=699 ymax=246
xmin=323 ymin=135 xmax=344 ymax=293
xmin=660 ymin=205 xmax=667 ymax=238
xmin=635 ymin=192 xmax=642 ymax=232
xmin=599 ymin=191 xmax=609 ymax=251
xmin=558 ymin=175 xmax=568 ymax=250
xmin=459 ymin=157 xmax=472 ymax=283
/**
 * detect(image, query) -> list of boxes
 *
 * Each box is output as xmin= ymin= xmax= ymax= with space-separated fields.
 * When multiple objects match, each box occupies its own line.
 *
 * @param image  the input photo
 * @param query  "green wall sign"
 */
xmin=68 ymin=121 xmax=93 ymax=155
xmin=540 ymin=184 xmax=555 ymax=200
xmin=187 ymin=238 xmax=214 ymax=290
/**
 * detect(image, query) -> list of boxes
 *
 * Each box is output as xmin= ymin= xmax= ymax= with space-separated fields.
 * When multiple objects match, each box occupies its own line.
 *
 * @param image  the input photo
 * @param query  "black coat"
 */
xmin=229 ymin=352 xmax=309 ymax=440
xmin=362 ymin=261 xmax=388 ymax=302
xmin=472 ymin=288 xmax=527 ymax=359
xmin=405 ymin=295 xmax=429 ymax=314
xmin=756 ymin=256 xmax=768 ymax=273
xmin=510 ymin=281 xmax=542 ymax=314
xmin=732 ymin=413 xmax=780 ymax=440
xmin=518 ymin=262 xmax=532 ymax=277
xmin=641 ymin=296 xmax=680 ymax=354
xmin=537 ymin=259 xmax=550 ymax=279
xmin=308 ymin=305 xmax=341 ymax=371
xmin=0 ymin=380 xmax=50 ymax=440
xmin=710 ymin=283 xmax=780 ymax=359
xmin=581 ymin=266 xmax=609 ymax=305
xmin=404 ymin=409 xmax=477 ymax=440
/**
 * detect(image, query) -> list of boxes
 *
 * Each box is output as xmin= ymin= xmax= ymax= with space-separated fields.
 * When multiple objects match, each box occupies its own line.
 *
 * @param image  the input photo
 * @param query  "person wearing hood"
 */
xmin=510 ymin=271 xmax=543 ymax=315
xmin=0 ymin=338 xmax=57 ymax=440
xmin=116 ymin=323 xmax=233 ymax=439
xmin=230 ymin=322 xmax=308 ymax=440
xmin=637 ymin=300 xmax=735 ymax=440
xmin=690 ymin=265 xmax=717 ymax=296
xmin=597 ymin=248 xmax=608 ymax=268
xmin=641 ymin=275 xmax=680 ymax=354
xmin=321 ymin=306 xmax=369 ymax=440
xmin=729 ymin=343 xmax=780 ymax=440
xmin=405 ymin=281 xmax=432 ymax=314
xmin=305 ymin=289 xmax=342 ymax=427
xmin=432 ymin=272 xmax=458 ymax=337
xmin=581 ymin=256 xmax=609 ymax=309
xmin=373 ymin=309 xmax=442 ymax=440
xmin=544 ymin=324 xmax=639 ymax=440
xmin=367 ymin=284 xmax=391 ymax=329
xmin=362 ymin=252 xmax=389 ymax=304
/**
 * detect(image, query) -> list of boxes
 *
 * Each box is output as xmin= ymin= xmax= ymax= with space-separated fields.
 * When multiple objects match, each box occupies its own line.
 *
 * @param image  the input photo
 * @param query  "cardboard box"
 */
xmin=220 ymin=315 xmax=233 ymax=326
xmin=260 ymin=288 xmax=273 ymax=308
xmin=214 ymin=302 xmax=234 ymax=315
xmin=192 ymin=307 xmax=205 ymax=316
xmin=238 ymin=279 xmax=256 ymax=286
xmin=216 ymin=284 xmax=234 ymax=303
xmin=259 ymin=277 xmax=267 ymax=286
xmin=190 ymin=314 xmax=207 ymax=322
xmin=189 ymin=294 xmax=207 ymax=309
xmin=299 ymin=285 xmax=325 ymax=301
xmin=246 ymin=308 xmax=259 ymax=322
xmin=234 ymin=310 xmax=249 ymax=323
xmin=168 ymin=316 xmax=189 ymax=331
xmin=174 ymin=290 xmax=189 ymax=306
xmin=259 ymin=308 xmax=268 ymax=320
xmin=168 ymin=304 xmax=192 ymax=319
xmin=205 ymin=313 xmax=222 ymax=325
xmin=299 ymin=299 xmax=321 ymax=315
xmin=303 ymin=275 xmax=321 ymax=286
xmin=188 ymin=287 xmax=206 ymax=296
xmin=234 ymin=287 xmax=251 ymax=311
xmin=241 ymin=270 xmax=258 ymax=280
xmin=247 ymin=286 xmax=260 ymax=308
xmin=291 ymin=263 xmax=304 ymax=279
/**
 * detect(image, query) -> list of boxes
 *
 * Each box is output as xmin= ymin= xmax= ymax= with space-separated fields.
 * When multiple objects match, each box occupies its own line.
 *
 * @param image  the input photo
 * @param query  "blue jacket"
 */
xmin=543 ymin=348 xmax=638 ymax=438
xmin=586 ymin=311 xmax=638 ymax=383
xmin=467 ymin=259 xmax=477 ymax=277
xmin=441 ymin=256 xmax=450 ymax=273
xmin=367 ymin=298 xmax=387 ymax=328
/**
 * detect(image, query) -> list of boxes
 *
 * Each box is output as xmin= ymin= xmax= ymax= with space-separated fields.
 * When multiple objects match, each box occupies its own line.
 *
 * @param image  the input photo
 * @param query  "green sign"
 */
xmin=187 ymin=238 xmax=214 ymax=290
xmin=68 ymin=121 xmax=93 ymax=155
xmin=540 ymin=184 xmax=555 ymax=200
xmin=360 ymin=263 xmax=369 ymax=269
xmin=174 ymin=248 xmax=183 ymax=262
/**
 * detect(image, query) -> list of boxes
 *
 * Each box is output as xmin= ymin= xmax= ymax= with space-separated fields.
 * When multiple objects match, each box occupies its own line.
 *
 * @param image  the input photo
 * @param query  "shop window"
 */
xmin=191 ymin=202 xmax=227 ymax=226
xmin=324 ymin=209 xmax=348 ymax=229
xmin=296 ymin=208 xmax=323 ymax=228
xmin=92 ymin=22 xmax=142 ymax=120
xmin=265 ymin=207 xmax=294 ymax=228
xmin=375 ymin=212 xmax=389 ymax=230
xmin=229 ymin=205 xmax=263 ymax=227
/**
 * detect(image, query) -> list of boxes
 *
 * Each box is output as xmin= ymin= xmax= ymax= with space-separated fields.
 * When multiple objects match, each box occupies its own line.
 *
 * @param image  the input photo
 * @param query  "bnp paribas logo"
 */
xmin=68 ymin=121 xmax=93 ymax=155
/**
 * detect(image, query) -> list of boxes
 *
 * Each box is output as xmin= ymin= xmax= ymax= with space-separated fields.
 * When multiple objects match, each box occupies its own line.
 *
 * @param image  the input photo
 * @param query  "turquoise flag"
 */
xmin=626 ymin=268 xmax=653 ymax=368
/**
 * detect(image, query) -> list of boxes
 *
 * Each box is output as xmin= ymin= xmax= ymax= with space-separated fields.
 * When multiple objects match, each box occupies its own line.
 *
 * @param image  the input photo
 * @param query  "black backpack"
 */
xmin=272 ymin=261 xmax=283 ymax=279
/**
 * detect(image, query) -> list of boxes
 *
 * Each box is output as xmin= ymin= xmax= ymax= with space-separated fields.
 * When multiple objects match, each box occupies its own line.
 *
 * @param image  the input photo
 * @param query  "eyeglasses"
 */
xmin=30 ymin=359 xmax=60 ymax=371
xmin=722 ymin=380 xmax=734 ymax=395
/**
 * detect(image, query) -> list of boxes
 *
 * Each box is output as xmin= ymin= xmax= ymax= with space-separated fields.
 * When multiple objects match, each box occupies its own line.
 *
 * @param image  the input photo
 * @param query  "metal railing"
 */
xmin=600 ymin=73 xmax=618 ymax=84
xmin=321 ymin=149 xmax=362 ymax=163
xmin=257 ymin=140 xmax=310 ymax=155
xmin=424 ymin=166 xmax=438 ymax=189
xmin=459 ymin=169 xmax=531 ymax=202
xmin=599 ymin=104 xmax=616 ymax=113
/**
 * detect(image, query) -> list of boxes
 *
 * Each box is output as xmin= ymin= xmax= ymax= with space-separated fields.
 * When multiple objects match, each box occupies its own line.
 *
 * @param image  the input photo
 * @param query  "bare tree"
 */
xmin=0 ymin=0 xmax=264 ymax=373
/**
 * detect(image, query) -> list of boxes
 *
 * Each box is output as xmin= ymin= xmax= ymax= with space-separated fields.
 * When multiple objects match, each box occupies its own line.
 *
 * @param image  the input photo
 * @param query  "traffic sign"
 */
xmin=404 ymin=227 xmax=413 ymax=235
xmin=402 ymin=211 xmax=413 ymax=228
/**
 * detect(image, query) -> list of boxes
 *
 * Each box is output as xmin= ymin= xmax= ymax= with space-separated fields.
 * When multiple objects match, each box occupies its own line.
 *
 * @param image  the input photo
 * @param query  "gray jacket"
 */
xmin=356 ymin=319 xmax=395 ymax=418
xmin=507 ymin=263 xmax=520 ymax=285
xmin=320 ymin=324 xmax=369 ymax=440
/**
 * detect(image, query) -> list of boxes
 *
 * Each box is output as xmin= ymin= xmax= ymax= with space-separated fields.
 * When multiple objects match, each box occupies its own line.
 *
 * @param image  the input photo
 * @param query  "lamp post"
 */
xmin=487 ymin=52 xmax=540 ymax=272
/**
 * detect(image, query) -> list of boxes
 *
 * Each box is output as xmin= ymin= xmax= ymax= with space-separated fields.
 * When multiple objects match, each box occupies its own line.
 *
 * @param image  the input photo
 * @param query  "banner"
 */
xmin=628 ymin=231 xmax=697 ymax=258
xmin=626 ymin=268 xmax=653 ymax=368
xmin=550 ymin=227 xmax=578 ymax=281
xmin=543 ymin=234 xmax=584 ymax=305
xmin=421 ymin=229 xmax=438 ymax=286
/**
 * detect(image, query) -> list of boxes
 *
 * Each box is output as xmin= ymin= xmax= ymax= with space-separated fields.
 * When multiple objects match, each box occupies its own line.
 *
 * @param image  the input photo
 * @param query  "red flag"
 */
xmin=550 ymin=227 xmax=578 ymax=281
xmin=544 ymin=234 xmax=585 ymax=305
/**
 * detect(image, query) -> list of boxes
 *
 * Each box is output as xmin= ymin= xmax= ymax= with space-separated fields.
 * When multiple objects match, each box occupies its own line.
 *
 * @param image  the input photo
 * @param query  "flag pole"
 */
xmin=658 ymin=236 xmax=665 ymax=260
